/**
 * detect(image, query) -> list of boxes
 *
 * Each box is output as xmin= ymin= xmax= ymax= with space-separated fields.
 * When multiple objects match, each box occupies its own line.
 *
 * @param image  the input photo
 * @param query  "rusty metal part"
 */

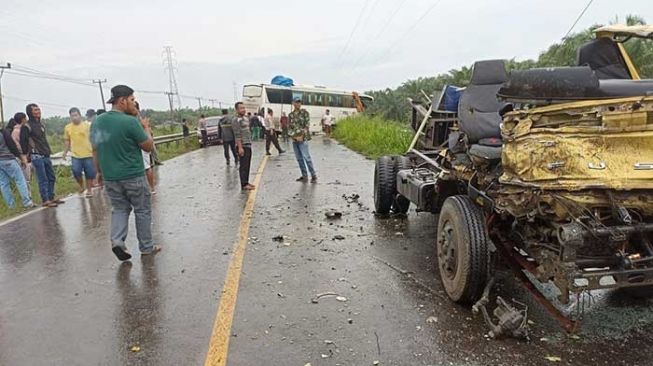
xmin=489 ymin=217 xmax=578 ymax=332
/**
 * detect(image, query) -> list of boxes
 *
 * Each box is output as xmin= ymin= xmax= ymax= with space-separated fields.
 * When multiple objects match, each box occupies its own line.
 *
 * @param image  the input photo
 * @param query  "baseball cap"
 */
xmin=293 ymin=97 xmax=302 ymax=103
xmin=106 ymin=85 xmax=134 ymax=104
xmin=85 ymin=109 xmax=96 ymax=118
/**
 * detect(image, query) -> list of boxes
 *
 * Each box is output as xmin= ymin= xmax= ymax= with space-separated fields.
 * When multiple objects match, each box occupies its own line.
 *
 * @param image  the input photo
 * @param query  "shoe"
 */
xmin=25 ymin=202 xmax=37 ymax=209
xmin=296 ymin=176 xmax=308 ymax=182
xmin=42 ymin=201 xmax=58 ymax=208
xmin=279 ymin=150 xmax=286 ymax=154
xmin=112 ymin=246 xmax=132 ymax=261
xmin=311 ymin=176 xmax=318 ymax=183
xmin=151 ymin=190 xmax=157 ymax=195
xmin=266 ymin=152 xmax=272 ymax=156
xmin=54 ymin=198 xmax=65 ymax=204
xmin=84 ymin=190 xmax=93 ymax=198
xmin=141 ymin=245 xmax=162 ymax=256
xmin=226 ymin=160 xmax=231 ymax=166
xmin=242 ymin=184 xmax=256 ymax=191
xmin=155 ymin=161 xmax=164 ymax=166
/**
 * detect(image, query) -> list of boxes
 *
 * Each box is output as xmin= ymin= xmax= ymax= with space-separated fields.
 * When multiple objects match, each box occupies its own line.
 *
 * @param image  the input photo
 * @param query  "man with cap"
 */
xmin=91 ymin=85 xmax=160 ymax=261
xmin=288 ymin=98 xmax=317 ymax=182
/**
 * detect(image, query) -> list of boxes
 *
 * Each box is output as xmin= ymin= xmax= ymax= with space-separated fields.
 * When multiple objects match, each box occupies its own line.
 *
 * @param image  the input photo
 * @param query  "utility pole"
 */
xmin=163 ymin=46 xmax=182 ymax=117
xmin=233 ymin=81 xmax=238 ymax=103
xmin=196 ymin=97 xmax=203 ymax=110
xmin=165 ymin=92 xmax=176 ymax=121
xmin=92 ymin=79 xmax=107 ymax=110
xmin=0 ymin=63 xmax=11 ymax=128
xmin=208 ymin=98 xmax=218 ymax=109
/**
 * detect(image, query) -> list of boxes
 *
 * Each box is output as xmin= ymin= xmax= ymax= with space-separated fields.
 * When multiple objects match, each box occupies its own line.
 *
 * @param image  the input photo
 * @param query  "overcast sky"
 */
xmin=1 ymin=0 xmax=651 ymax=117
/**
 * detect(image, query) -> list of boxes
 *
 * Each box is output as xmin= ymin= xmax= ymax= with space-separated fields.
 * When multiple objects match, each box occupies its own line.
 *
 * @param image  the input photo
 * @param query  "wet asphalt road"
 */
xmin=1 ymin=138 xmax=653 ymax=366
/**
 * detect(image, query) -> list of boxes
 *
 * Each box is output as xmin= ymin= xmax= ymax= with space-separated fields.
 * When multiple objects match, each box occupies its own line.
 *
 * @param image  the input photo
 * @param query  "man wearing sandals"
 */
xmin=91 ymin=85 xmax=161 ymax=261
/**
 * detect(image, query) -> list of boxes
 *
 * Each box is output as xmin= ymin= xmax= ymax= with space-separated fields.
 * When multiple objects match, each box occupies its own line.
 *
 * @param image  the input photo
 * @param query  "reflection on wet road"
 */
xmin=1 ymin=139 xmax=653 ymax=366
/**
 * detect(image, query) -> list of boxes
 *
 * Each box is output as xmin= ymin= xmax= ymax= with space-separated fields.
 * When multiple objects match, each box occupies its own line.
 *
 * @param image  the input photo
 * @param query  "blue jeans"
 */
xmin=292 ymin=141 xmax=316 ymax=177
xmin=0 ymin=159 xmax=32 ymax=208
xmin=104 ymin=176 xmax=153 ymax=253
xmin=31 ymin=155 xmax=56 ymax=202
xmin=71 ymin=157 xmax=97 ymax=180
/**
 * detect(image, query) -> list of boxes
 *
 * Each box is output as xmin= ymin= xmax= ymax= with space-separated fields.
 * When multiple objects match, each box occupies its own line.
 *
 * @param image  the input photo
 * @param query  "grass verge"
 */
xmin=0 ymin=138 xmax=200 ymax=221
xmin=332 ymin=115 xmax=413 ymax=159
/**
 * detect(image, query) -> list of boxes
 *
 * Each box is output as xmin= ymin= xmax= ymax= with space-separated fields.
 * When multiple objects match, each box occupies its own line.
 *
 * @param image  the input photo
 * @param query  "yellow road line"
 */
xmin=204 ymin=155 xmax=269 ymax=366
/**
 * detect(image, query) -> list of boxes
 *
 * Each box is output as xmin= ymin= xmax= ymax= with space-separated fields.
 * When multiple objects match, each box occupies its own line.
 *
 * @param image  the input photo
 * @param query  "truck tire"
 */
xmin=374 ymin=156 xmax=396 ymax=214
xmin=393 ymin=156 xmax=412 ymax=214
xmin=436 ymin=195 xmax=490 ymax=303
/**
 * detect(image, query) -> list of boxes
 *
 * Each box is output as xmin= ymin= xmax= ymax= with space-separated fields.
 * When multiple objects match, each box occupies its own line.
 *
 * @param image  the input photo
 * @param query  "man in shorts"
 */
xmin=63 ymin=107 xmax=96 ymax=197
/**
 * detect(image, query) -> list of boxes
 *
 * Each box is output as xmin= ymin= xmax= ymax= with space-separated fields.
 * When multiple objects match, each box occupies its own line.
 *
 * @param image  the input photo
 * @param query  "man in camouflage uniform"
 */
xmin=288 ymin=98 xmax=317 ymax=183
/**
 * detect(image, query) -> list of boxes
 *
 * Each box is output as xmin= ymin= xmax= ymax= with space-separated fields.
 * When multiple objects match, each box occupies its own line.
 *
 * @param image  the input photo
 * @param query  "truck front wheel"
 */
xmin=374 ymin=156 xmax=395 ymax=214
xmin=436 ymin=195 xmax=490 ymax=303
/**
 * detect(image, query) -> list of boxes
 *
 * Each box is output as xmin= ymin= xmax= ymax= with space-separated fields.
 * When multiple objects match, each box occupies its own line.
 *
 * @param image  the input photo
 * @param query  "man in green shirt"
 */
xmin=288 ymin=98 xmax=317 ymax=182
xmin=91 ymin=85 xmax=160 ymax=261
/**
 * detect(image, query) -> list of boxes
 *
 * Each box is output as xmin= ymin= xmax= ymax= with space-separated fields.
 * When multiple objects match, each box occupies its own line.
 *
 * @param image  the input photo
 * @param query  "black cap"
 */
xmin=107 ymin=85 xmax=134 ymax=104
xmin=293 ymin=97 xmax=302 ymax=103
xmin=85 ymin=109 xmax=96 ymax=118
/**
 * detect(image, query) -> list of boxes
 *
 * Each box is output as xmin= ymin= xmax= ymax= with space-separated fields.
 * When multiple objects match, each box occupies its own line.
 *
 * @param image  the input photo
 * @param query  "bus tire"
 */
xmin=436 ymin=195 xmax=490 ymax=304
xmin=374 ymin=156 xmax=395 ymax=215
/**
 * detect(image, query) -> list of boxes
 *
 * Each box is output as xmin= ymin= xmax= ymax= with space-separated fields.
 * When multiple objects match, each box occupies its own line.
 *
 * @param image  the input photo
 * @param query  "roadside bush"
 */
xmin=332 ymin=115 xmax=413 ymax=159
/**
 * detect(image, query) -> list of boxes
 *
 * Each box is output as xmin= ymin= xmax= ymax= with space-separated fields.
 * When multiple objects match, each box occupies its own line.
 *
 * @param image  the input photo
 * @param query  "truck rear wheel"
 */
xmin=374 ymin=156 xmax=396 ymax=214
xmin=393 ymin=156 xmax=412 ymax=214
xmin=436 ymin=195 xmax=490 ymax=303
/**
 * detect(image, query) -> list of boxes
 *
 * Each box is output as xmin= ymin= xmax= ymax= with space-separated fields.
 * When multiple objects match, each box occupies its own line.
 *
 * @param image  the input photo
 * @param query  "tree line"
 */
xmin=365 ymin=15 xmax=653 ymax=122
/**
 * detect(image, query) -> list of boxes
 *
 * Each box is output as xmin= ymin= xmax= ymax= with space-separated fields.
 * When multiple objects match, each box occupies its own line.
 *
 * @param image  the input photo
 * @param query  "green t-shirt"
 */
xmin=91 ymin=110 xmax=149 ymax=181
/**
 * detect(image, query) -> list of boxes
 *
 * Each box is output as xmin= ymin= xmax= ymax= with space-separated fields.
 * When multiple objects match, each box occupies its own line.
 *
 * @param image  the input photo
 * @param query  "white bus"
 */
xmin=242 ymin=84 xmax=373 ymax=132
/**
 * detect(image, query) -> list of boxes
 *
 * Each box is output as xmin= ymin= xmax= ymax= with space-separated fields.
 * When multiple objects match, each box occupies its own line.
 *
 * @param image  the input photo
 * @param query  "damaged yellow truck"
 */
xmin=373 ymin=25 xmax=653 ymax=337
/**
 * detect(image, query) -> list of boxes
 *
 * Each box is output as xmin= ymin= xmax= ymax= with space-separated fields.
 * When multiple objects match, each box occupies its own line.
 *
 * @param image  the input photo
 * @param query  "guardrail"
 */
xmin=51 ymin=132 xmax=192 ymax=166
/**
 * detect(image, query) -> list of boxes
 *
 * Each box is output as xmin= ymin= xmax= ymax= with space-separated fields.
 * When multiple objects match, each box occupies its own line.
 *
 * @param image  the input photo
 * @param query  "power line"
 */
xmin=373 ymin=0 xmax=443 ymax=65
xmin=336 ymin=0 xmax=372 ymax=65
xmin=563 ymin=0 xmax=594 ymax=39
xmin=92 ymin=79 xmax=107 ymax=110
xmin=350 ymin=0 xmax=408 ymax=71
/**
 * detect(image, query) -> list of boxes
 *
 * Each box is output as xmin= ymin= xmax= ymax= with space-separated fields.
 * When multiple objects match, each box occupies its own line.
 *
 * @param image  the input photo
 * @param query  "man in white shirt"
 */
xmin=321 ymin=109 xmax=335 ymax=138
xmin=264 ymin=109 xmax=285 ymax=156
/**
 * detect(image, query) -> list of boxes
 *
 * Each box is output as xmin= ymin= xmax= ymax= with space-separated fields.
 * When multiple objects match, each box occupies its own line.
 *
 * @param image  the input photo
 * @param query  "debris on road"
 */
xmin=333 ymin=235 xmax=346 ymax=241
xmin=342 ymin=193 xmax=360 ymax=203
xmin=130 ymin=345 xmax=141 ymax=352
xmin=272 ymin=235 xmax=286 ymax=242
xmin=335 ymin=296 xmax=348 ymax=302
xmin=325 ymin=211 xmax=343 ymax=219
xmin=426 ymin=316 xmax=438 ymax=324
xmin=311 ymin=292 xmax=340 ymax=303
xmin=544 ymin=356 xmax=562 ymax=362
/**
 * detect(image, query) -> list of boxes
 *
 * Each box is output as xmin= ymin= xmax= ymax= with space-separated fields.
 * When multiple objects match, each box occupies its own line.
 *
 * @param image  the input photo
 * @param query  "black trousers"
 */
xmin=223 ymin=140 xmax=239 ymax=163
xmin=201 ymin=129 xmax=208 ymax=146
xmin=239 ymin=145 xmax=252 ymax=187
xmin=265 ymin=130 xmax=283 ymax=153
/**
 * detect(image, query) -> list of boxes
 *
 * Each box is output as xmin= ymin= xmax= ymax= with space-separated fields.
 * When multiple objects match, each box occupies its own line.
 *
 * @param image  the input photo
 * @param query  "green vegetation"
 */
xmin=366 ymin=15 xmax=653 ymax=122
xmin=0 ymin=138 xmax=200 ymax=221
xmin=333 ymin=115 xmax=412 ymax=159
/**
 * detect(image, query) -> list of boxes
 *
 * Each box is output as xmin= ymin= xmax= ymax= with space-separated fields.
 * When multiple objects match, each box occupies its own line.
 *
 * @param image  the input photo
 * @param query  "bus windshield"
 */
xmin=243 ymin=85 xmax=262 ymax=97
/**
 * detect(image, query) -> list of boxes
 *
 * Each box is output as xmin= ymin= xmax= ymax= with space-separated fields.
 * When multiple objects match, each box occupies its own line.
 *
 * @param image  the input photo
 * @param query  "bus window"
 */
xmin=266 ymin=88 xmax=284 ymax=103
xmin=292 ymin=91 xmax=303 ymax=103
xmin=282 ymin=90 xmax=293 ymax=104
xmin=243 ymin=85 xmax=262 ymax=97
xmin=342 ymin=95 xmax=354 ymax=108
xmin=315 ymin=93 xmax=325 ymax=106
xmin=328 ymin=94 xmax=341 ymax=107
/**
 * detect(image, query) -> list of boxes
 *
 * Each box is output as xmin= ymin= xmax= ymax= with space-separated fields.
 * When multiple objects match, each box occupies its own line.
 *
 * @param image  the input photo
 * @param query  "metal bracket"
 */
xmin=634 ymin=162 xmax=653 ymax=170
xmin=472 ymin=278 xmax=530 ymax=340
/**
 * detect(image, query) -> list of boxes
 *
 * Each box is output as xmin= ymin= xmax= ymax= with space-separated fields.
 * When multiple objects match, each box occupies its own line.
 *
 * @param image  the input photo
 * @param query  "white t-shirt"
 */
xmin=322 ymin=114 xmax=334 ymax=126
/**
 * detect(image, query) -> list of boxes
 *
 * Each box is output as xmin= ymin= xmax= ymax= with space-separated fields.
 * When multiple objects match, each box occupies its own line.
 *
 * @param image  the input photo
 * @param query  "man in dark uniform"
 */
xmin=218 ymin=109 xmax=238 ymax=166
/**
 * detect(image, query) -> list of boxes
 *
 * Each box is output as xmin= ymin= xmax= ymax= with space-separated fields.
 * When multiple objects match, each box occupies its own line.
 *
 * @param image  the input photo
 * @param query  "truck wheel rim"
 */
xmin=439 ymin=221 xmax=457 ymax=280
